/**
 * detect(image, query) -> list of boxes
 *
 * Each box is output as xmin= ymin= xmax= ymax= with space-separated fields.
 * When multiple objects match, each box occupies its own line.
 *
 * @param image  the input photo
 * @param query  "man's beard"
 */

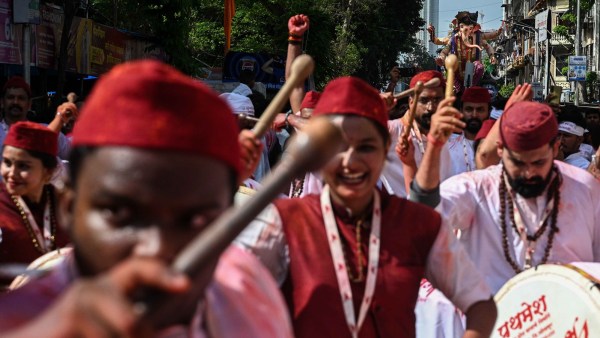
xmin=464 ymin=117 xmax=482 ymax=134
xmin=5 ymin=105 xmax=25 ymax=119
xmin=503 ymin=165 xmax=553 ymax=198
xmin=416 ymin=111 xmax=433 ymax=131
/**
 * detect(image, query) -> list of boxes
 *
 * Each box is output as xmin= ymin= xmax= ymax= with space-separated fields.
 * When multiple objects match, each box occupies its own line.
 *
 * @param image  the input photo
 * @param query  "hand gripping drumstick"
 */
xmin=397 ymin=81 xmax=424 ymax=157
xmin=141 ymin=116 xmax=343 ymax=327
xmin=444 ymin=54 xmax=458 ymax=99
xmin=252 ymin=54 xmax=315 ymax=138
xmin=393 ymin=77 xmax=441 ymax=99
xmin=443 ymin=55 xmax=458 ymax=137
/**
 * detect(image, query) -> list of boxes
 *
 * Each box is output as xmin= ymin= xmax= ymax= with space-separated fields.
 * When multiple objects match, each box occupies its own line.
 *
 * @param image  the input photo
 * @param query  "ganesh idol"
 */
xmin=427 ymin=11 xmax=503 ymax=95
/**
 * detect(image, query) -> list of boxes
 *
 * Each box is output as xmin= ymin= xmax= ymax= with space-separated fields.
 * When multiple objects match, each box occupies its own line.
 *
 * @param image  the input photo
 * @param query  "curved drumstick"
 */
xmin=141 ymin=116 xmax=343 ymax=326
xmin=444 ymin=54 xmax=458 ymax=99
xmin=397 ymin=81 xmax=424 ymax=156
xmin=393 ymin=77 xmax=441 ymax=99
xmin=174 ymin=116 xmax=342 ymax=275
xmin=252 ymin=54 xmax=314 ymax=137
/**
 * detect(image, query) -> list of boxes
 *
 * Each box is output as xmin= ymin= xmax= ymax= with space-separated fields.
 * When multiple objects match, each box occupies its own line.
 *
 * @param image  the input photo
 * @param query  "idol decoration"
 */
xmin=427 ymin=11 xmax=504 ymax=95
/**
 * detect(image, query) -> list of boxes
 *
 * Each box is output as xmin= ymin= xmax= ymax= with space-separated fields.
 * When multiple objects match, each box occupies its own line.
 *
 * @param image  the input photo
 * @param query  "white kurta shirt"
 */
xmin=447 ymin=133 xmax=475 ymax=176
xmin=438 ymin=160 xmax=600 ymax=293
xmin=382 ymin=119 xmax=454 ymax=197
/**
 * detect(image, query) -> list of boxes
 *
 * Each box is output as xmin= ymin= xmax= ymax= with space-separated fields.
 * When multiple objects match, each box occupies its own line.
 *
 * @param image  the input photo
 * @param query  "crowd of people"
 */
xmin=0 ymin=12 xmax=598 ymax=338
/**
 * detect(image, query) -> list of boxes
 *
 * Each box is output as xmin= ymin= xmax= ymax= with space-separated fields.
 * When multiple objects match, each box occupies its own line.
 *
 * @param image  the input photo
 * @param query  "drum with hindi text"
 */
xmin=492 ymin=262 xmax=600 ymax=338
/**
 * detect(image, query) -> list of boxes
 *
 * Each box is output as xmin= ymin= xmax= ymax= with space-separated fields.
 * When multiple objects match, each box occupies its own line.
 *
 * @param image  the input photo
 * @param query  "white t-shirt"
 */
xmin=564 ymin=151 xmax=591 ymax=169
xmin=579 ymin=143 xmax=594 ymax=161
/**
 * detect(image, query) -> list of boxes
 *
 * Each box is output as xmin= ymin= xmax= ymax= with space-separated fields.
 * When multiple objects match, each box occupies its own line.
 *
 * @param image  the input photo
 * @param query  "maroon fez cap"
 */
xmin=499 ymin=101 xmax=558 ymax=151
xmin=475 ymin=119 xmax=495 ymax=142
xmin=312 ymin=76 xmax=388 ymax=128
xmin=410 ymin=70 xmax=445 ymax=89
xmin=72 ymin=60 xmax=242 ymax=177
xmin=4 ymin=121 xmax=58 ymax=157
xmin=3 ymin=76 xmax=31 ymax=98
xmin=462 ymin=86 xmax=491 ymax=104
xmin=300 ymin=91 xmax=321 ymax=110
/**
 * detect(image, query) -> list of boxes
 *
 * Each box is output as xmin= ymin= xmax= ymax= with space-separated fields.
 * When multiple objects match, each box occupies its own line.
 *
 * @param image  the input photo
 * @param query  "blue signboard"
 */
xmin=568 ymin=56 xmax=586 ymax=82
xmin=223 ymin=51 xmax=286 ymax=90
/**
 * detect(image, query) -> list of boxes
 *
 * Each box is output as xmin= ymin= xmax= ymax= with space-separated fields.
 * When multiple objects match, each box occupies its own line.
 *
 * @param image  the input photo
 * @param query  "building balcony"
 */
xmin=550 ymin=34 xmax=574 ymax=48
xmin=505 ymin=55 xmax=528 ymax=72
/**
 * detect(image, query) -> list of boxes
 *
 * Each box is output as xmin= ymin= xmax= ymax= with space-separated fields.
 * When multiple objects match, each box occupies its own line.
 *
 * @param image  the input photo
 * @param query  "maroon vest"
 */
xmin=0 ymin=183 xmax=70 ymax=287
xmin=276 ymin=191 xmax=441 ymax=338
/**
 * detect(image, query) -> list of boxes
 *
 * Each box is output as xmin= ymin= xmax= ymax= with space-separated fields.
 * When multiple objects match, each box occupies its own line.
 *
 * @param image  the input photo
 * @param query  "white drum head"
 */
xmin=492 ymin=263 xmax=600 ymax=338
xmin=9 ymin=247 xmax=72 ymax=290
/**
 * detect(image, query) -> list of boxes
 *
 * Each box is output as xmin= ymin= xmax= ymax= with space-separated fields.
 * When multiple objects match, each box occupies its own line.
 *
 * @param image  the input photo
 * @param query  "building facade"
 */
xmin=498 ymin=0 xmax=599 ymax=103
xmin=416 ymin=0 xmax=440 ymax=55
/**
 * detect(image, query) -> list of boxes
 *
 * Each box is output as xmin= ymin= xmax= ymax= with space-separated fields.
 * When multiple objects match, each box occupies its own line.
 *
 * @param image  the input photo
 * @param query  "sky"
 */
xmin=437 ymin=0 xmax=504 ymax=33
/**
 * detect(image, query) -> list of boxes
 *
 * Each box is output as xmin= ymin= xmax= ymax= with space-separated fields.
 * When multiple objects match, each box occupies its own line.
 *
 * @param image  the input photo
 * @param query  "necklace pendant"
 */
xmin=524 ymin=247 xmax=534 ymax=269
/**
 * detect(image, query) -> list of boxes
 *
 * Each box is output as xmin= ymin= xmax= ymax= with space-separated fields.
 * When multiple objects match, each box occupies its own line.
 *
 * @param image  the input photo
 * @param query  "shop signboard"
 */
xmin=568 ymin=56 xmax=587 ymax=82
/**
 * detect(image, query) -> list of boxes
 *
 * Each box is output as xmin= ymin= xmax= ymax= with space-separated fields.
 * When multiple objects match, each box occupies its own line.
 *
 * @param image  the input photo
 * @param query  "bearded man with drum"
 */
xmin=410 ymin=99 xmax=600 ymax=294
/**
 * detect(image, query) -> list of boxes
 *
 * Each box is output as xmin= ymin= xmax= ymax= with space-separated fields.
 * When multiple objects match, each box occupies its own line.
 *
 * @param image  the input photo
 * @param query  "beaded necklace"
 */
xmin=291 ymin=177 xmax=305 ymax=198
xmin=341 ymin=217 xmax=369 ymax=282
xmin=11 ymin=186 xmax=57 ymax=254
xmin=499 ymin=166 xmax=561 ymax=273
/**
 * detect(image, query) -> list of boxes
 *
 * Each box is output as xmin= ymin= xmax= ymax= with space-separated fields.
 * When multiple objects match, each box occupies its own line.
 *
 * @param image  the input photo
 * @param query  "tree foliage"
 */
xmin=88 ymin=0 xmax=200 ymax=73
xmin=398 ymin=44 xmax=436 ymax=72
xmin=499 ymin=83 xmax=515 ymax=98
xmin=86 ymin=0 xmax=425 ymax=88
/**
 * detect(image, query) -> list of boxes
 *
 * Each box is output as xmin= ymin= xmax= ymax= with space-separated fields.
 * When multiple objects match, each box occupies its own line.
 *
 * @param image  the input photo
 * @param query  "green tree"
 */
xmin=55 ymin=0 xmax=79 ymax=102
xmin=499 ymin=83 xmax=515 ymax=98
xmin=586 ymin=71 xmax=598 ymax=102
xmin=191 ymin=0 xmax=425 ymax=88
xmin=89 ymin=0 xmax=200 ymax=73
xmin=85 ymin=0 xmax=425 ymax=88
xmin=398 ymin=45 xmax=436 ymax=72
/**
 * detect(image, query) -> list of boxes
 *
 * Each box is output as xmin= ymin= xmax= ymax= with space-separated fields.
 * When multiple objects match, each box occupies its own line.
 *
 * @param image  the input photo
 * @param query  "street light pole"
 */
xmin=23 ymin=24 xmax=30 ymax=85
xmin=534 ymin=25 xmax=540 ymax=82
xmin=575 ymin=0 xmax=581 ymax=106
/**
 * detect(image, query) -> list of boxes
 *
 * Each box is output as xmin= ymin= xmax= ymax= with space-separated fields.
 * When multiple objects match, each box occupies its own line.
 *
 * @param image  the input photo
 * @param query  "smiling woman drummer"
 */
xmin=0 ymin=122 xmax=70 ymax=287
xmin=237 ymin=76 xmax=497 ymax=338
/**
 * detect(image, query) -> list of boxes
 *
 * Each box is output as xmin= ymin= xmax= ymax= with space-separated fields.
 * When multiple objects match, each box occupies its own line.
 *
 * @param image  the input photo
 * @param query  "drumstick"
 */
xmin=442 ymin=55 xmax=459 ymax=138
xmin=252 ymin=54 xmax=315 ymax=137
xmin=397 ymin=81 xmax=424 ymax=156
xmin=141 ymin=116 xmax=343 ymax=326
xmin=444 ymin=54 xmax=458 ymax=99
xmin=393 ymin=77 xmax=441 ymax=99
xmin=238 ymin=113 xmax=259 ymax=126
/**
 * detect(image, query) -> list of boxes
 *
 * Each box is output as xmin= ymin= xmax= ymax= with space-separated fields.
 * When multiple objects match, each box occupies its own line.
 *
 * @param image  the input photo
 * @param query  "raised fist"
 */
xmin=426 ymin=24 xmax=435 ymax=35
xmin=288 ymin=14 xmax=310 ymax=36
xmin=56 ymin=102 xmax=79 ymax=124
